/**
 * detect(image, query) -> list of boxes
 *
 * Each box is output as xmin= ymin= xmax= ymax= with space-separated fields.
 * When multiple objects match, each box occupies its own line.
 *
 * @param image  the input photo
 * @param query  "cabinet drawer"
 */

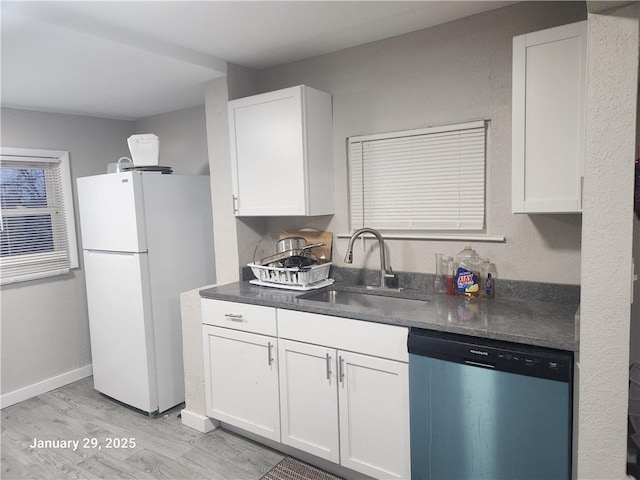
xmin=277 ymin=309 xmax=408 ymax=362
xmin=201 ymin=299 xmax=277 ymax=336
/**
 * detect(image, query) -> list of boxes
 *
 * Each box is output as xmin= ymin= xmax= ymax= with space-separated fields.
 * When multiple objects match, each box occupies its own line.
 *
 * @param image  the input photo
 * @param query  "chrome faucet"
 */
xmin=344 ymin=228 xmax=398 ymax=288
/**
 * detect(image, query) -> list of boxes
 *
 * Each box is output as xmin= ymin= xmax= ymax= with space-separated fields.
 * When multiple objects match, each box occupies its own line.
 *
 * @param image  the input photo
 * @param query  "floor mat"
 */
xmin=261 ymin=456 xmax=344 ymax=480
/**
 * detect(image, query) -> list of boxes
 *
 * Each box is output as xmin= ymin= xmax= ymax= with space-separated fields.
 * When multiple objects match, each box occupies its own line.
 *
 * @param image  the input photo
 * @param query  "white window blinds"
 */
xmin=348 ymin=120 xmax=486 ymax=231
xmin=0 ymin=150 xmax=77 ymax=284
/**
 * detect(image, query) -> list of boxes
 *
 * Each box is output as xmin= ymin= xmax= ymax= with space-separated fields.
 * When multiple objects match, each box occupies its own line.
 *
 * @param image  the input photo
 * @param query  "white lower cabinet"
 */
xmin=278 ymin=339 xmax=410 ymax=479
xmin=202 ymin=325 xmax=280 ymax=441
xmin=338 ymin=351 xmax=410 ymax=479
xmin=202 ymin=299 xmax=410 ymax=480
xmin=277 ymin=309 xmax=410 ymax=480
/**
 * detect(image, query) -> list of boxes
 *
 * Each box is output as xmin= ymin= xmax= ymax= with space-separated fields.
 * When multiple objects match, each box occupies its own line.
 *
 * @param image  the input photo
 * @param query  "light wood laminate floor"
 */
xmin=1 ymin=377 xmax=285 ymax=479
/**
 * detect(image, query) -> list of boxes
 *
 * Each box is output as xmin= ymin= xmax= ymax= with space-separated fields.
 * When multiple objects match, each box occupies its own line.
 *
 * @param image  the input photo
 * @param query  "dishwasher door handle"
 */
xmin=464 ymin=359 xmax=495 ymax=369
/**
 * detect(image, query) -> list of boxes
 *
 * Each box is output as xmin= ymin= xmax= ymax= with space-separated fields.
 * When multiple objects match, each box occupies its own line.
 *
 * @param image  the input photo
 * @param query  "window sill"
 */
xmin=1 ymin=268 xmax=71 ymax=286
xmin=336 ymin=233 xmax=506 ymax=243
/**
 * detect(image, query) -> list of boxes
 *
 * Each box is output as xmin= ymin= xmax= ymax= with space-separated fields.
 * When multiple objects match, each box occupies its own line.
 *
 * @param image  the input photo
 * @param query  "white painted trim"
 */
xmin=0 ymin=364 xmax=93 ymax=409
xmin=180 ymin=408 xmax=219 ymax=433
xmin=1 ymin=146 xmax=79 ymax=270
xmin=348 ymin=119 xmax=485 ymax=143
xmin=336 ymin=232 xmax=506 ymax=243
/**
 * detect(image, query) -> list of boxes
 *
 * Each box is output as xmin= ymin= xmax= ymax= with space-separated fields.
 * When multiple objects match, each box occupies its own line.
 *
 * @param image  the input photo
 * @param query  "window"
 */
xmin=0 ymin=147 xmax=78 ymax=285
xmin=348 ymin=120 xmax=487 ymax=232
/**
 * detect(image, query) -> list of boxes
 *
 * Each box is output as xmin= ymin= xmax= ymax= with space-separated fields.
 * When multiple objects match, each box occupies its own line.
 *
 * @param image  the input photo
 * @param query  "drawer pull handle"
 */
xmin=224 ymin=313 xmax=243 ymax=322
xmin=267 ymin=342 xmax=274 ymax=366
xmin=326 ymin=353 xmax=332 ymax=380
xmin=339 ymin=356 xmax=345 ymax=384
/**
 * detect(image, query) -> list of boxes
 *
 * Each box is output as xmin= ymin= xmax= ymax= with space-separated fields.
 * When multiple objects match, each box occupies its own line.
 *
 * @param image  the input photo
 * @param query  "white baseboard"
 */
xmin=1 ymin=365 xmax=93 ymax=409
xmin=180 ymin=408 xmax=219 ymax=433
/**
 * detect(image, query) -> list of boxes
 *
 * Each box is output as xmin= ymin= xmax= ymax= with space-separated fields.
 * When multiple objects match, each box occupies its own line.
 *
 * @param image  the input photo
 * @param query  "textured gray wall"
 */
xmin=135 ymin=105 xmax=209 ymax=175
xmin=578 ymin=4 xmax=639 ymax=477
xmin=253 ymin=1 xmax=587 ymax=285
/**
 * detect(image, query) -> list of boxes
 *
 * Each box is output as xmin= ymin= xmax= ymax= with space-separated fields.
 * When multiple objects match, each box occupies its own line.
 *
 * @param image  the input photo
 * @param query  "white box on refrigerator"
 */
xmin=127 ymin=134 xmax=159 ymax=166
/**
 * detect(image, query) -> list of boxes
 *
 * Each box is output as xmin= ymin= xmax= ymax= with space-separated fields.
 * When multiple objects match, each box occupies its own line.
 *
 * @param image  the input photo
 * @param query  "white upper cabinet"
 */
xmin=512 ymin=21 xmax=587 ymax=214
xmin=228 ymin=85 xmax=334 ymax=216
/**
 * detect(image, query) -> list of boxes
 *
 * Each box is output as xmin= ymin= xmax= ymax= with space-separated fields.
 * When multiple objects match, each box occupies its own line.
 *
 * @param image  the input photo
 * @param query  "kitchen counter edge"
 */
xmin=199 ymin=282 xmax=579 ymax=352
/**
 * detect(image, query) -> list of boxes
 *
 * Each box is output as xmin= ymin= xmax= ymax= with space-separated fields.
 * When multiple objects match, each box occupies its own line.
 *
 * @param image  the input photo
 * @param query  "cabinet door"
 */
xmin=229 ymin=86 xmax=306 ymax=216
xmin=338 ymin=351 xmax=410 ymax=480
xmin=278 ymin=339 xmax=339 ymax=463
xmin=202 ymin=325 xmax=280 ymax=441
xmin=77 ymin=172 xmax=147 ymax=252
xmin=512 ymin=21 xmax=587 ymax=213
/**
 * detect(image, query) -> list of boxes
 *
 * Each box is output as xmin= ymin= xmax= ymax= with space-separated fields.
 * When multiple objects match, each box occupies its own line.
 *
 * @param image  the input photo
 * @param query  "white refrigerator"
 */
xmin=77 ymin=172 xmax=214 ymax=415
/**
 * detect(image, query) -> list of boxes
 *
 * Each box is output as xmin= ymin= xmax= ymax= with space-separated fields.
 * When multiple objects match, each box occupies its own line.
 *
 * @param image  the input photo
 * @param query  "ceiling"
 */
xmin=1 ymin=1 xmax=516 ymax=120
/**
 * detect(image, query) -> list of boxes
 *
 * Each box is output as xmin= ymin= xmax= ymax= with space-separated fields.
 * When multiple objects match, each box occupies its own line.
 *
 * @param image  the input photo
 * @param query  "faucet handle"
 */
xmin=344 ymin=251 xmax=353 ymax=263
xmin=384 ymin=271 xmax=399 ymax=289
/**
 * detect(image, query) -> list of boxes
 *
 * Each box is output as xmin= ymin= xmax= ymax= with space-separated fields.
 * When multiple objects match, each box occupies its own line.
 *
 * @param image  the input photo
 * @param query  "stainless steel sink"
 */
xmin=300 ymin=288 xmax=429 ymax=313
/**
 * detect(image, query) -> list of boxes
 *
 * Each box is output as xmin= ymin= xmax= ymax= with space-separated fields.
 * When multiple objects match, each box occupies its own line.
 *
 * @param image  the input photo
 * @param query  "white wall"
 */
xmin=135 ymin=105 xmax=209 ymax=175
xmin=252 ymin=1 xmax=587 ymax=285
xmin=578 ymin=4 xmax=639 ymax=477
xmin=205 ymin=65 xmax=264 ymax=285
xmin=205 ymin=75 xmax=241 ymax=285
xmin=0 ymin=108 xmax=133 ymax=397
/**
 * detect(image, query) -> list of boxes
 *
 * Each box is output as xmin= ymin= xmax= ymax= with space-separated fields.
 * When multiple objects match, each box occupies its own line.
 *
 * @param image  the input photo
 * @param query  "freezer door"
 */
xmin=83 ymin=250 xmax=158 ymax=413
xmin=77 ymin=173 xmax=147 ymax=252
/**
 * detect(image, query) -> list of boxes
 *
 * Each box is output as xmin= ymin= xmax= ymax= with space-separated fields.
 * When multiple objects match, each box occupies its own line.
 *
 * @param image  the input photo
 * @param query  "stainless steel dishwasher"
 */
xmin=408 ymin=328 xmax=573 ymax=480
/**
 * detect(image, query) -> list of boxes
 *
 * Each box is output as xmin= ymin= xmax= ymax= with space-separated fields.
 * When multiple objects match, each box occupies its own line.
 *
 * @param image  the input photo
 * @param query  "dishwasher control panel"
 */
xmin=408 ymin=328 xmax=573 ymax=382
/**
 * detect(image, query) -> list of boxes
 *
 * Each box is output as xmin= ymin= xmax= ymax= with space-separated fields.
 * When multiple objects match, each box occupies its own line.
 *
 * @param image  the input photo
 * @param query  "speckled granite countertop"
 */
xmin=199 ymin=282 xmax=579 ymax=351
